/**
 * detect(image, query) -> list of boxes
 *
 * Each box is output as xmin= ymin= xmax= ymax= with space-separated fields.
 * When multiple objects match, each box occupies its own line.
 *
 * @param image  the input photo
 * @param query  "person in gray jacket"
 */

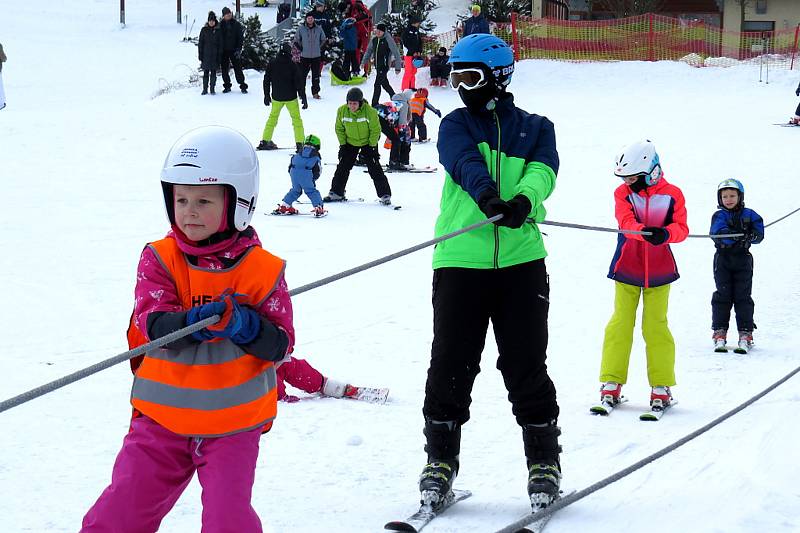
xmin=361 ymin=23 xmax=402 ymax=106
xmin=294 ymin=13 xmax=327 ymax=99
xmin=0 ymin=42 xmax=6 ymax=110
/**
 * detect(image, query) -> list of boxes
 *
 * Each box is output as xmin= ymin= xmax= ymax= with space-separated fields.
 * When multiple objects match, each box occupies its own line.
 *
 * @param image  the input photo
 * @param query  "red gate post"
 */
xmin=648 ymin=12 xmax=655 ymax=61
xmin=120 ymin=0 xmax=125 ymax=25
xmin=236 ymin=0 xmax=241 ymax=17
xmin=791 ymin=24 xmax=800 ymax=70
xmin=511 ymin=12 xmax=519 ymax=61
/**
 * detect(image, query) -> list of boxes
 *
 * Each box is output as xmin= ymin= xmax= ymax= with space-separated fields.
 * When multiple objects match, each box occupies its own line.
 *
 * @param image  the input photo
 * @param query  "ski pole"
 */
xmin=0 ymin=215 xmax=502 ymax=413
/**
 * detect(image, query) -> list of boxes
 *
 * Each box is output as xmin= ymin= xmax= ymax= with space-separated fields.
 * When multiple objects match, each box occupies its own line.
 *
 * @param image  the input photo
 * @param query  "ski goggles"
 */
xmin=449 ymin=68 xmax=488 ymax=91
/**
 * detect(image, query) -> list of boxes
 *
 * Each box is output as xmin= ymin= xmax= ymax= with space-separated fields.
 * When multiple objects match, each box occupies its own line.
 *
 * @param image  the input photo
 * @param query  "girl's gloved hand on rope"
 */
xmin=186 ymin=292 xmax=261 ymax=344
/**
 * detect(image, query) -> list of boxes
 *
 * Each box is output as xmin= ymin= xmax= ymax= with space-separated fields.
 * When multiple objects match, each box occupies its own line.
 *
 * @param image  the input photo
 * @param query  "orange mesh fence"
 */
xmin=425 ymin=13 xmax=799 ymax=70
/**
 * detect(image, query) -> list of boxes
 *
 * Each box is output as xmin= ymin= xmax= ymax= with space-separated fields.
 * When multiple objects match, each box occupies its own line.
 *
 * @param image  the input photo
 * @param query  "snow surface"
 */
xmin=2 ymin=1 xmax=800 ymax=532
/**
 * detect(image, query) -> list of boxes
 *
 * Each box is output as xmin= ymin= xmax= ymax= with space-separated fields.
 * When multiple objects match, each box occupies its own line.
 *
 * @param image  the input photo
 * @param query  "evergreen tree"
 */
xmin=239 ymin=13 xmax=278 ymax=71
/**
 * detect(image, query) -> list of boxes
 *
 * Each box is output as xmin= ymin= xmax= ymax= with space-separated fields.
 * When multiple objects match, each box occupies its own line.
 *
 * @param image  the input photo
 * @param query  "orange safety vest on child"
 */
xmin=409 ymin=94 xmax=427 ymax=116
xmin=127 ymin=237 xmax=285 ymax=438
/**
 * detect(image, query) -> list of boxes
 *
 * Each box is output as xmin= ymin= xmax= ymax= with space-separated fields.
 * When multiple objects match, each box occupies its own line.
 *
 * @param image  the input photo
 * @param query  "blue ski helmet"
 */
xmin=449 ymin=33 xmax=515 ymax=88
xmin=717 ymin=178 xmax=745 ymax=208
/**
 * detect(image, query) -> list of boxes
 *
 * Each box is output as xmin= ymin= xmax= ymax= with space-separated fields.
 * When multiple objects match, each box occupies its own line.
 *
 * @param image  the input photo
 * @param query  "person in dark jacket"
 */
xmin=311 ymin=1 xmax=333 ymax=39
xmin=462 ymin=5 xmax=490 ymax=36
xmin=709 ymin=179 xmax=765 ymax=352
xmin=340 ymin=17 xmax=359 ymax=76
xmin=219 ymin=7 xmax=248 ymax=93
xmin=258 ymin=43 xmax=308 ymax=152
xmin=277 ymin=1 xmax=291 ymax=23
xmin=417 ymin=33 xmax=563 ymax=514
xmin=429 ymin=47 xmax=451 ymax=86
xmin=294 ymin=13 xmax=327 ymax=99
xmin=361 ymin=23 xmax=403 ymax=106
xmin=401 ymin=18 xmax=423 ymax=90
xmin=198 ymin=12 xmax=223 ymax=95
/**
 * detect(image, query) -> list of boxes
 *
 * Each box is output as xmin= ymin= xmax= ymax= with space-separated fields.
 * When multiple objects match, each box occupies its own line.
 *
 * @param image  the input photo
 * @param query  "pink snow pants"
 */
xmin=81 ymin=415 xmax=263 ymax=533
xmin=277 ymin=357 xmax=324 ymax=400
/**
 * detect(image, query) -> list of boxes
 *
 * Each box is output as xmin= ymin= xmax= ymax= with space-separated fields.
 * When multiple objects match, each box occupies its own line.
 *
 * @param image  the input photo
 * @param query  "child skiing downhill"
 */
xmin=710 ymin=179 xmax=764 ymax=353
xmin=409 ymin=87 xmax=442 ymax=142
xmin=599 ymin=140 xmax=688 ymax=413
xmin=418 ymin=33 xmax=563 ymax=514
xmin=273 ymin=134 xmax=326 ymax=217
xmin=81 ymin=126 xmax=294 ymax=532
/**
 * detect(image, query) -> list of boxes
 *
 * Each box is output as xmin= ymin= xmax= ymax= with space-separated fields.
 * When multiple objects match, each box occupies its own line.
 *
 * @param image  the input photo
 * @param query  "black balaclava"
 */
xmin=628 ymin=175 xmax=648 ymax=193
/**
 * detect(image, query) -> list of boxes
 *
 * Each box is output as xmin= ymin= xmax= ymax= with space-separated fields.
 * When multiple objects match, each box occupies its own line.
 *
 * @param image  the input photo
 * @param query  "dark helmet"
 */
xmin=346 ymin=87 xmax=363 ymax=102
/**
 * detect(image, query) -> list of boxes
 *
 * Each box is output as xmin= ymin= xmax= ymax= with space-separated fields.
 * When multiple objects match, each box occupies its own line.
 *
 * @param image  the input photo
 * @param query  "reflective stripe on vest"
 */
xmin=409 ymin=96 xmax=426 ymax=115
xmin=129 ymin=237 xmax=285 ymax=437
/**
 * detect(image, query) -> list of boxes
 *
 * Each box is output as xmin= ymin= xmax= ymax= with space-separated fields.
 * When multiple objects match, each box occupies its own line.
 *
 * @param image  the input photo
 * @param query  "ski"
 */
xmin=589 ymin=396 xmax=628 ymax=415
xmin=303 ymin=198 xmax=401 ymax=210
xmin=514 ymin=490 xmax=577 ymax=533
xmin=346 ymin=386 xmax=389 ymax=404
xmin=773 ymin=122 xmax=800 ymax=127
xmin=366 ymin=165 xmax=437 ymax=174
xmin=640 ymin=400 xmax=678 ymax=421
xmin=384 ymin=489 xmax=472 ymax=532
xmin=269 ymin=209 xmax=327 ymax=218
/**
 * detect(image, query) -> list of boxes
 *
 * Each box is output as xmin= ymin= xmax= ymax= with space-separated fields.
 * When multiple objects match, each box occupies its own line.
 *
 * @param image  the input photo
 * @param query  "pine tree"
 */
xmin=239 ymin=13 xmax=277 ymax=71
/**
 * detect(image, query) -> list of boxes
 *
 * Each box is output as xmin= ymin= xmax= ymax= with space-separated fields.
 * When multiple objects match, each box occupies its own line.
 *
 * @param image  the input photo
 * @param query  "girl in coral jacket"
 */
xmin=81 ymin=126 xmax=294 ymax=533
xmin=598 ymin=140 xmax=689 ymax=411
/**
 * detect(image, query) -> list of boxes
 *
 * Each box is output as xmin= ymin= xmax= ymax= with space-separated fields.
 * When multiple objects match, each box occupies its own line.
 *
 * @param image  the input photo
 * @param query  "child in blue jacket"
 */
xmin=710 ymin=179 xmax=764 ymax=352
xmin=273 ymin=135 xmax=326 ymax=217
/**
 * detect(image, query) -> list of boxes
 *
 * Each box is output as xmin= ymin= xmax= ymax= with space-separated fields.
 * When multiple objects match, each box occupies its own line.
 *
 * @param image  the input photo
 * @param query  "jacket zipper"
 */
xmin=493 ymin=112 xmax=502 ymax=269
xmin=644 ymin=193 xmax=650 ymax=289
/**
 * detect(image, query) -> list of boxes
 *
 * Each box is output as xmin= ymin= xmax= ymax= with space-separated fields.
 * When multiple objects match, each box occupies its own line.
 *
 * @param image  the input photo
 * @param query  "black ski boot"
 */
xmin=523 ymin=421 xmax=562 ymax=510
xmin=295 ymin=142 xmax=303 ymax=153
xmin=419 ymin=419 xmax=461 ymax=510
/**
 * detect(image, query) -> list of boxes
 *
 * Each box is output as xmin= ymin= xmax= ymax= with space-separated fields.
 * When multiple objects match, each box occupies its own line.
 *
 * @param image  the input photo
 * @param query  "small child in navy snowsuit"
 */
xmin=274 ymin=134 xmax=325 ymax=217
xmin=710 ymin=179 xmax=764 ymax=350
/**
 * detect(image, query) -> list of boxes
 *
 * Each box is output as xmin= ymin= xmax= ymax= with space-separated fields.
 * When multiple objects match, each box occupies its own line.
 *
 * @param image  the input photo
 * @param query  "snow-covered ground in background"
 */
xmin=1 ymin=1 xmax=800 ymax=532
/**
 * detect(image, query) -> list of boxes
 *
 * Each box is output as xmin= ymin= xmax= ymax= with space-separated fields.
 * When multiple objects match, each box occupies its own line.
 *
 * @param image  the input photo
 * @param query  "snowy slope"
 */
xmin=1 ymin=1 xmax=800 ymax=532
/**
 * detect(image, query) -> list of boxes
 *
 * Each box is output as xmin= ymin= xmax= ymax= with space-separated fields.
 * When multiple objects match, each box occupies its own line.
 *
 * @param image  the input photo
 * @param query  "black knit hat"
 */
xmin=221 ymin=6 xmax=232 ymax=16
xmin=438 ymin=46 xmax=447 ymax=53
xmin=207 ymin=10 xmax=217 ymax=21
xmin=376 ymin=23 xmax=387 ymax=32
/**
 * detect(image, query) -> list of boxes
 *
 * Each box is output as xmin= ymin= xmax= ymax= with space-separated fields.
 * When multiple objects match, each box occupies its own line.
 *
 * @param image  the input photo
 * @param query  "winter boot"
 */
xmin=790 ymin=115 xmax=800 ymax=125
xmin=523 ymin=422 xmax=562 ymax=509
xmin=323 ymin=191 xmax=345 ymax=202
xmin=296 ymin=142 xmax=303 ymax=153
xmin=650 ymin=386 xmax=672 ymax=408
xmin=201 ymin=88 xmax=208 ymax=95
xmin=712 ymin=329 xmax=727 ymax=352
xmin=222 ymin=87 xmax=232 ymax=93
xmin=312 ymin=205 xmax=326 ymax=217
xmin=312 ymin=93 xmax=321 ymax=99
xmin=321 ymin=378 xmax=348 ymax=397
xmin=256 ymin=140 xmax=279 ymax=151
xmin=379 ymin=195 xmax=392 ymax=205
xmin=736 ymin=331 xmax=754 ymax=353
xmin=599 ymin=382 xmax=623 ymax=405
xmin=419 ymin=419 xmax=461 ymax=509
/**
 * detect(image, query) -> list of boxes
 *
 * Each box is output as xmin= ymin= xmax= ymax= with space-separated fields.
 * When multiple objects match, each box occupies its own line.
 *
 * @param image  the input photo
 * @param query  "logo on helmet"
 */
xmin=179 ymin=148 xmax=198 ymax=158
xmin=199 ymin=177 xmax=218 ymax=182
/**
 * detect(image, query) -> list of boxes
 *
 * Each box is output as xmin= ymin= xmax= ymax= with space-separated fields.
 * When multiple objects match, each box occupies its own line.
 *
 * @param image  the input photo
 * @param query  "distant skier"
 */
xmin=709 ymin=179 xmax=764 ymax=353
xmin=599 ymin=140 xmax=688 ymax=411
xmin=361 ymin=23 xmax=403 ymax=106
xmin=418 ymin=34 xmax=563 ymax=513
xmin=273 ymin=134 xmax=326 ymax=217
xmin=258 ymin=42 xmax=308 ymax=152
xmin=408 ymin=87 xmax=441 ymax=142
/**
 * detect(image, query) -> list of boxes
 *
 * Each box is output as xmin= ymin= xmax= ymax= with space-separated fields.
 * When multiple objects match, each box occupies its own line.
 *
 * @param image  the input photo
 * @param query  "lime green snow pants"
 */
xmin=600 ymin=282 xmax=676 ymax=387
xmin=261 ymin=99 xmax=305 ymax=143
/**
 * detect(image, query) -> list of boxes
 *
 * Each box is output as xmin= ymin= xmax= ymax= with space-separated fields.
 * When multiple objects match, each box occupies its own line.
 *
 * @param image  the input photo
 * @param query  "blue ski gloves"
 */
xmin=642 ymin=226 xmax=669 ymax=245
xmin=186 ymin=301 xmax=227 ymax=341
xmin=186 ymin=292 xmax=262 ymax=344
xmin=477 ymin=191 xmax=531 ymax=229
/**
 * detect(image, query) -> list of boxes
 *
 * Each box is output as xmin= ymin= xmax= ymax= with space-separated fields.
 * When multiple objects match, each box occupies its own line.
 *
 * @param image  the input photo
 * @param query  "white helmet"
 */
xmin=614 ymin=139 xmax=662 ymax=186
xmin=160 ymin=125 xmax=259 ymax=231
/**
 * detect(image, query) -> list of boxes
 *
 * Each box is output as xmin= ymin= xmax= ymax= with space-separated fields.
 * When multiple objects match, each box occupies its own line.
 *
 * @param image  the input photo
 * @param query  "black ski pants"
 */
xmin=379 ymin=118 xmax=409 ymax=165
xmin=221 ymin=50 xmax=247 ymax=90
xmin=371 ymin=68 xmax=395 ymax=106
xmin=300 ymin=56 xmax=322 ymax=96
xmin=795 ymin=101 xmax=800 ymax=116
xmin=343 ymin=50 xmax=359 ymax=75
xmin=410 ymin=113 xmax=427 ymax=141
xmin=330 ymin=143 xmax=391 ymax=198
xmin=202 ymin=69 xmax=217 ymax=92
xmin=711 ymin=250 xmax=756 ymax=331
xmin=423 ymin=260 xmax=560 ymax=430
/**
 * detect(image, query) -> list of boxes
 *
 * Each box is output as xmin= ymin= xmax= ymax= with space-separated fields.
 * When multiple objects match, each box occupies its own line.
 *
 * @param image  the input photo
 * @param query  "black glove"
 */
xmin=302 ymin=100 xmax=308 ymax=109
xmin=477 ymin=190 xmax=513 ymax=226
xmin=360 ymin=145 xmax=378 ymax=160
xmin=796 ymin=86 xmax=800 ymax=97
xmin=434 ymin=109 xmax=442 ymax=118
xmin=264 ymin=96 xmax=271 ymax=106
xmin=505 ymin=195 xmax=532 ymax=229
xmin=642 ymin=226 xmax=669 ymax=245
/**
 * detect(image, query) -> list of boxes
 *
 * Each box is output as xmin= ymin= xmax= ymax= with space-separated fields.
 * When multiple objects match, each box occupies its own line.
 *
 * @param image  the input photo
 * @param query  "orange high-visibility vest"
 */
xmin=409 ymin=96 xmax=426 ymax=116
xmin=128 ymin=237 xmax=286 ymax=438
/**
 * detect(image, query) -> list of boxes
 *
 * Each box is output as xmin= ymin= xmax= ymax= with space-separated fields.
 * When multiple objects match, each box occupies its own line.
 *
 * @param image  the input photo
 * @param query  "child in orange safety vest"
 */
xmin=408 ymin=87 xmax=441 ymax=143
xmin=81 ymin=126 xmax=295 ymax=532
